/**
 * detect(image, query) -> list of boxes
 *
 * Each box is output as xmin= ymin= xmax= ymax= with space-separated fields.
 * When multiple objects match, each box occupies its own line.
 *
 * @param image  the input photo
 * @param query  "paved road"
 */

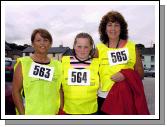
xmin=142 ymin=77 xmax=155 ymax=115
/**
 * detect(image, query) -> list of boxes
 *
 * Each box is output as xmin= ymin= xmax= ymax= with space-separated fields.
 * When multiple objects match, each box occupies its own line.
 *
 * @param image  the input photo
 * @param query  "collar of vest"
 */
xmin=74 ymin=55 xmax=91 ymax=64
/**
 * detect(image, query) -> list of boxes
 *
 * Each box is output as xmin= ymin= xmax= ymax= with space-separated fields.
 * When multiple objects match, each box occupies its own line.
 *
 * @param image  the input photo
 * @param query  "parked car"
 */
xmin=5 ymin=82 xmax=16 ymax=115
xmin=144 ymin=69 xmax=155 ymax=77
xmin=5 ymin=60 xmax=13 ymax=81
xmin=5 ymin=58 xmax=16 ymax=115
xmin=5 ymin=59 xmax=16 ymax=82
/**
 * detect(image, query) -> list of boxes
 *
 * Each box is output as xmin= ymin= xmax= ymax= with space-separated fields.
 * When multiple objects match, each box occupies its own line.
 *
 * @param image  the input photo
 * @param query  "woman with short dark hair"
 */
xmin=12 ymin=28 xmax=62 ymax=115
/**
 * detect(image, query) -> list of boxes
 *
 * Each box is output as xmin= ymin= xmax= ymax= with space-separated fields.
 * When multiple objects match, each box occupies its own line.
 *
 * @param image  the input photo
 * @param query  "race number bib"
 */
xmin=68 ymin=69 xmax=90 ymax=86
xmin=108 ymin=48 xmax=129 ymax=66
xmin=29 ymin=62 xmax=54 ymax=81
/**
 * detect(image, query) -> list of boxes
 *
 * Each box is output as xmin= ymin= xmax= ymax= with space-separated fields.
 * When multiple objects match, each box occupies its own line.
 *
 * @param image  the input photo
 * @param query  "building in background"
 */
xmin=136 ymin=44 xmax=155 ymax=70
xmin=141 ymin=46 xmax=155 ymax=70
xmin=5 ymin=41 xmax=73 ymax=60
xmin=22 ymin=45 xmax=72 ymax=60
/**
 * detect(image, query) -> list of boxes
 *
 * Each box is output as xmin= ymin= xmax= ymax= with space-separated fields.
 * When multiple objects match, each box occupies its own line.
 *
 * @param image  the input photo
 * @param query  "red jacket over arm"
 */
xmin=101 ymin=69 xmax=150 ymax=115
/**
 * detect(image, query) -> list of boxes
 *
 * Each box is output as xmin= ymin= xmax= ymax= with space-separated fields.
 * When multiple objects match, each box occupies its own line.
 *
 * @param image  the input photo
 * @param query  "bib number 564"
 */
xmin=71 ymin=71 xmax=87 ymax=83
xmin=68 ymin=69 xmax=90 ymax=85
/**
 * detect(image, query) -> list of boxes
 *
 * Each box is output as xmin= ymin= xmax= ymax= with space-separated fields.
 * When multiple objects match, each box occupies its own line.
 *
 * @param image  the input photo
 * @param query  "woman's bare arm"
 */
xmin=12 ymin=62 xmax=25 ymax=115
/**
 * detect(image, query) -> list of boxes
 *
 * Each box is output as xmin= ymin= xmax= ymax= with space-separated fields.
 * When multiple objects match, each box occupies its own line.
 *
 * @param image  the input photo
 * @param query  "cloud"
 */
xmin=5 ymin=4 xmax=156 ymax=48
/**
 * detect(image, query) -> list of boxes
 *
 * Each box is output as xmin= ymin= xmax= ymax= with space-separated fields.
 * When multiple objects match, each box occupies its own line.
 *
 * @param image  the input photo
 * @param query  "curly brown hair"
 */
xmin=99 ymin=11 xmax=128 ymax=44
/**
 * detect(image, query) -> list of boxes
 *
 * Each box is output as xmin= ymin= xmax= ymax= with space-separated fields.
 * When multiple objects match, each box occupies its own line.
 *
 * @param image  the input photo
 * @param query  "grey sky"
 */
xmin=5 ymin=4 xmax=155 ymax=48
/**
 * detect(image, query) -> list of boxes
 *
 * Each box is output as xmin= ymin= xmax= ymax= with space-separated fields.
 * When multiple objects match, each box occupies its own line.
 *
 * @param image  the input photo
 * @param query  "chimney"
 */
xmin=59 ymin=41 xmax=63 ymax=47
xmin=59 ymin=44 xmax=63 ymax=47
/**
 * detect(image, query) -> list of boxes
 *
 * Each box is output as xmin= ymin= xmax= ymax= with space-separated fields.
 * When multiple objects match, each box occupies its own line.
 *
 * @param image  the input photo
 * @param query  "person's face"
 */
xmin=74 ymin=38 xmax=92 ymax=60
xmin=106 ymin=21 xmax=121 ymax=40
xmin=32 ymin=33 xmax=52 ymax=54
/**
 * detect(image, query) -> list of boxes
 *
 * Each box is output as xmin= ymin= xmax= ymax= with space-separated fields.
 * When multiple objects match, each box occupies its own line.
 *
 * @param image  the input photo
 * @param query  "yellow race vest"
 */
xmin=15 ymin=56 xmax=62 ymax=115
xmin=97 ymin=40 xmax=136 ymax=91
xmin=62 ymin=56 xmax=99 ymax=114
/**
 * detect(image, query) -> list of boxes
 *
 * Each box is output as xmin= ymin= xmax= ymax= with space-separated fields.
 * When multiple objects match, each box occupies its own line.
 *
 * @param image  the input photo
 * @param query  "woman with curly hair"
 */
xmin=96 ymin=11 xmax=149 ymax=115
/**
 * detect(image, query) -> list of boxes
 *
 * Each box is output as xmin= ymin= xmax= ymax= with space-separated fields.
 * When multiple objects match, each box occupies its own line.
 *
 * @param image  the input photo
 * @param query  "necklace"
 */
xmin=32 ymin=54 xmax=50 ymax=64
xmin=108 ymin=39 xmax=120 ymax=48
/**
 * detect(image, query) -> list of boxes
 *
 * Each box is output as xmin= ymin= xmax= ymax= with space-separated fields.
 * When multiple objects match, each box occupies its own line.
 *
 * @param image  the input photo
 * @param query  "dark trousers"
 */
xmin=97 ymin=97 xmax=108 ymax=115
xmin=65 ymin=112 xmax=98 ymax=115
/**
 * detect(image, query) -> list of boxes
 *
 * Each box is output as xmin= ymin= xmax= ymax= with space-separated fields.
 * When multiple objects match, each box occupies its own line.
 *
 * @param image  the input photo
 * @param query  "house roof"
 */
xmin=48 ymin=47 xmax=70 ymax=54
xmin=22 ymin=47 xmax=34 ymax=53
xmin=141 ymin=48 xmax=155 ymax=55
xmin=22 ymin=46 xmax=73 ymax=55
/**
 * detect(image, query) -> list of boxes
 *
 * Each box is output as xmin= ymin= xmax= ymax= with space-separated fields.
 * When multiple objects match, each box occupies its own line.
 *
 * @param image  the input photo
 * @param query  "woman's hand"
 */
xmin=111 ymin=72 xmax=125 ymax=82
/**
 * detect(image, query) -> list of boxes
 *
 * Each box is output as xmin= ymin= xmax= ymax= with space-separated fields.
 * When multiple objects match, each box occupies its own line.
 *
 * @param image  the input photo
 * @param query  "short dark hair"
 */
xmin=99 ymin=11 xmax=128 ymax=44
xmin=31 ymin=28 xmax=53 ymax=44
xmin=73 ymin=32 xmax=95 ymax=57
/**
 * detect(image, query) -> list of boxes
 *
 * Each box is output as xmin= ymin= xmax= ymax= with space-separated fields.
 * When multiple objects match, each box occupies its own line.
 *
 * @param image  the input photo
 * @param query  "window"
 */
xmin=25 ymin=52 xmax=29 ymax=56
xmin=151 ymin=65 xmax=155 ymax=70
xmin=151 ymin=56 xmax=154 ymax=62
